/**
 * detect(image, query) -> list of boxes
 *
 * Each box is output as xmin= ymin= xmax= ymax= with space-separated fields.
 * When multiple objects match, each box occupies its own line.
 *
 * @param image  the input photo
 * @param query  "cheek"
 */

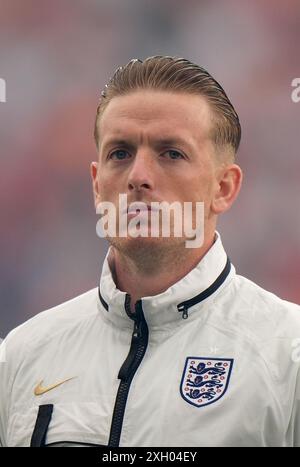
xmin=96 ymin=174 xmax=110 ymax=200
xmin=186 ymin=174 xmax=214 ymax=201
xmin=97 ymin=166 xmax=111 ymax=187
xmin=98 ymin=173 xmax=123 ymax=203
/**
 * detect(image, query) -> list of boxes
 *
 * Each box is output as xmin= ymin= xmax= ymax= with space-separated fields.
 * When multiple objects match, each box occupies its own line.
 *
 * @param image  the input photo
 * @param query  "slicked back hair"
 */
xmin=94 ymin=56 xmax=241 ymax=158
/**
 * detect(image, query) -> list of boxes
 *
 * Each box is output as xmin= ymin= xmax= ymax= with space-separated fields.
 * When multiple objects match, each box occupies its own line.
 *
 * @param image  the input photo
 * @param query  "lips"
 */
xmin=128 ymin=204 xmax=151 ymax=214
xmin=124 ymin=201 xmax=160 ymax=215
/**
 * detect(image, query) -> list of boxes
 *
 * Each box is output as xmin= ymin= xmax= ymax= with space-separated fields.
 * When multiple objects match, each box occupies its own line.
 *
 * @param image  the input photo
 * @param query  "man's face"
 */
xmin=91 ymin=90 xmax=224 ymax=256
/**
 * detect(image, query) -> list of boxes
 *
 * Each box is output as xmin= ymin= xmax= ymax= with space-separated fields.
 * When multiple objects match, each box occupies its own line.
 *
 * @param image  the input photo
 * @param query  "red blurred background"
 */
xmin=1 ymin=0 xmax=300 ymax=335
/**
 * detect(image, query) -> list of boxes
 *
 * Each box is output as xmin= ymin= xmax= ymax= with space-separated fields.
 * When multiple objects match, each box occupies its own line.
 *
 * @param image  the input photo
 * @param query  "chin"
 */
xmin=109 ymin=235 xmax=185 ymax=258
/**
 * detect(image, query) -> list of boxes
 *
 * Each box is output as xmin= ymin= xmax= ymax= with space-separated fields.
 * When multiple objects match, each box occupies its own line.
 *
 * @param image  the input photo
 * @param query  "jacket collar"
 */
xmin=97 ymin=231 xmax=235 ymax=330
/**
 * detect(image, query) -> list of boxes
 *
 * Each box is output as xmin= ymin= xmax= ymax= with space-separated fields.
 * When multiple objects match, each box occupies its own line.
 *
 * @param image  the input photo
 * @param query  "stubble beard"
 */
xmin=107 ymin=234 xmax=188 ymax=275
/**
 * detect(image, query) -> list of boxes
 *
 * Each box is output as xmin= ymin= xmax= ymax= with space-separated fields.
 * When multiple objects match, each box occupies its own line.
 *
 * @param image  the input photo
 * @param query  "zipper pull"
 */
xmin=177 ymin=304 xmax=189 ymax=319
xmin=132 ymin=319 xmax=142 ymax=338
xmin=132 ymin=300 xmax=143 ymax=338
xmin=133 ymin=321 xmax=139 ymax=338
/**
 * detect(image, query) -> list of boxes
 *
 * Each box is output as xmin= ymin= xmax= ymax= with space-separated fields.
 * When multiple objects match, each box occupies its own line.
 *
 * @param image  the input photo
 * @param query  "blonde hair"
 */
xmin=94 ymin=56 xmax=241 ymax=157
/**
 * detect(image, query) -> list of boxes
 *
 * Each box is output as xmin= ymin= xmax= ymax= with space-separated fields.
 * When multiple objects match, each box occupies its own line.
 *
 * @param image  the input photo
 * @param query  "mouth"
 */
xmin=125 ymin=202 xmax=159 ymax=215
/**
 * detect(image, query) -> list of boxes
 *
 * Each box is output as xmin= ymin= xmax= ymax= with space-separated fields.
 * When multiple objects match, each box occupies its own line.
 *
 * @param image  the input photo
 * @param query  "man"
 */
xmin=0 ymin=56 xmax=300 ymax=447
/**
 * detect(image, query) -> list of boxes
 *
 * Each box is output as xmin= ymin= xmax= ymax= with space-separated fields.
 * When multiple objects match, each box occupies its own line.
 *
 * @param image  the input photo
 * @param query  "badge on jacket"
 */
xmin=180 ymin=357 xmax=234 ymax=408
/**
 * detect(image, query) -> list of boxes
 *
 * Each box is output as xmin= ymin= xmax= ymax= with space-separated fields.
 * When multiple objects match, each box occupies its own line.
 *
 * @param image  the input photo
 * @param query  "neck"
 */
xmin=108 ymin=233 xmax=216 ymax=312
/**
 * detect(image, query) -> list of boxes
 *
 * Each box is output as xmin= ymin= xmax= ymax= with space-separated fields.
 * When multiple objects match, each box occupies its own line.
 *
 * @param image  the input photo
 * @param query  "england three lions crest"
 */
xmin=180 ymin=357 xmax=234 ymax=408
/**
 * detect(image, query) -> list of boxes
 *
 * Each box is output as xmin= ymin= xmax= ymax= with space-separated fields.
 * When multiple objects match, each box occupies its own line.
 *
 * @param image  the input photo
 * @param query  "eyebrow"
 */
xmin=102 ymin=136 xmax=193 ymax=151
xmin=102 ymin=139 xmax=135 ymax=149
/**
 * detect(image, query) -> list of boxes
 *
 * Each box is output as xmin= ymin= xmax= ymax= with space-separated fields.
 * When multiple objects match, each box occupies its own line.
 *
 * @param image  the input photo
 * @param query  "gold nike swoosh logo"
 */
xmin=34 ymin=377 xmax=75 ymax=396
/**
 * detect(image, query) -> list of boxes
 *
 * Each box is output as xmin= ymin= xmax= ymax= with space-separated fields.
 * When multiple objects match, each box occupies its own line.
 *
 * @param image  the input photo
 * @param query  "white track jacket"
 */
xmin=1 ymin=232 xmax=300 ymax=447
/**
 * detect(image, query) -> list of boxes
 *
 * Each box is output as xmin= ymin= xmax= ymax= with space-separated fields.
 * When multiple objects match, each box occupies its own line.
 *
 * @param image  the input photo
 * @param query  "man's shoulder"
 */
xmin=230 ymin=273 xmax=300 ymax=334
xmin=4 ymin=287 xmax=99 ymax=354
xmin=235 ymin=273 xmax=300 ymax=309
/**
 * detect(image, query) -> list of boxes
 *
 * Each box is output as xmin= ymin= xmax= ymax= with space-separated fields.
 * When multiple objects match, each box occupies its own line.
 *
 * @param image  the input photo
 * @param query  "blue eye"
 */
xmin=110 ymin=149 xmax=130 ymax=160
xmin=165 ymin=150 xmax=183 ymax=159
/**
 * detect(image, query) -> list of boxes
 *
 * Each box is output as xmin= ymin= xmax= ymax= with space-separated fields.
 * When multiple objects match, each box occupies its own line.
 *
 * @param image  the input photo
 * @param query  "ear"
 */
xmin=90 ymin=161 xmax=101 ymax=210
xmin=211 ymin=164 xmax=243 ymax=215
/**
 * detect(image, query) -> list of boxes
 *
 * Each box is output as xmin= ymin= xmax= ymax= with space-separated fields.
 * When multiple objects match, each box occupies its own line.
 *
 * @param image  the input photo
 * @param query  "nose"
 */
xmin=127 ymin=151 xmax=155 ymax=193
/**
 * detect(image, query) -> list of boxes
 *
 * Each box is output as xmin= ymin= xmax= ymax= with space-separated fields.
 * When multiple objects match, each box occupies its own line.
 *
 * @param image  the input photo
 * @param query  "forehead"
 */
xmin=98 ymin=90 xmax=212 ymax=145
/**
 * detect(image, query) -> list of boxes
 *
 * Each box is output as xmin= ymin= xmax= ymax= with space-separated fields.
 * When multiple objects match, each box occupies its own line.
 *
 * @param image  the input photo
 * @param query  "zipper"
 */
xmin=177 ymin=256 xmax=231 ymax=319
xmin=177 ymin=304 xmax=189 ymax=320
xmin=108 ymin=295 xmax=149 ymax=447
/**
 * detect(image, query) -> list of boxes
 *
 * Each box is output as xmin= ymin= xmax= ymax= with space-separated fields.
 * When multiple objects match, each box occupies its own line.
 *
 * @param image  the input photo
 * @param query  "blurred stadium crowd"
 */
xmin=0 ymin=0 xmax=299 ymax=335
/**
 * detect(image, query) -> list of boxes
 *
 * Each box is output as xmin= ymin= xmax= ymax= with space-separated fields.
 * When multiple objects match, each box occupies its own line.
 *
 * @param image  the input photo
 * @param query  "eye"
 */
xmin=109 ymin=149 xmax=131 ymax=160
xmin=163 ymin=150 xmax=184 ymax=160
